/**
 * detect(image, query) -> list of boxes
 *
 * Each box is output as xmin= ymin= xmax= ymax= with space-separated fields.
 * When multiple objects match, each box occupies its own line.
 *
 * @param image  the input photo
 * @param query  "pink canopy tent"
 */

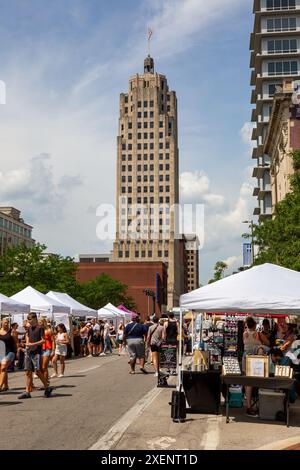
xmin=117 ymin=305 xmax=137 ymax=319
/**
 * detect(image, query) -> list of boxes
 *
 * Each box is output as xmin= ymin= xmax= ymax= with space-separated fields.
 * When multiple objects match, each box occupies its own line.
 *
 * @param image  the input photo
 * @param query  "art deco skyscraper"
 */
xmin=250 ymin=0 xmax=300 ymax=220
xmin=113 ymin=56 xmax=182 ymax=309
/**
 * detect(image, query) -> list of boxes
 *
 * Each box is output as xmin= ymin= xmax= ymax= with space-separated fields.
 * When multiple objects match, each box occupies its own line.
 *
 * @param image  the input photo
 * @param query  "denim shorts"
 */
xmin=41 ymin=349 xmax=52 ymax=357
xmin=24 ymin=351 xmax=41 ymax=371
xmin=1 ymin=352 xmax=15 ymax=364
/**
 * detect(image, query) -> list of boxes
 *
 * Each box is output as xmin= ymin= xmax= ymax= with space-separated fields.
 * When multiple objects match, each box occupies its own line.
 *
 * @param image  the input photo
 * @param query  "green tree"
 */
xmin=77 ymin=273 xmax=136 ymax=311
xmin=208 ymin=261 xmax=228 ymax=284
xmin=252 ymin=150 xmax=300 ymax=271
xmin=0 ymin=243 xmax=78 ymax=296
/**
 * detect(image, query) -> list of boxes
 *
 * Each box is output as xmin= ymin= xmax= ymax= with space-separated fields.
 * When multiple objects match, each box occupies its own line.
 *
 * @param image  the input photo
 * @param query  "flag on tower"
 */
xmin=148 ymin=27 xmax=153 ymax=41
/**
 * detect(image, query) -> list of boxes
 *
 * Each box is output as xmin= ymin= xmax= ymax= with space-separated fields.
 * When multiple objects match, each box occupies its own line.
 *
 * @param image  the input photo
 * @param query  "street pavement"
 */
xmin=113 ymin=385 xmax=300 ymax=451
xmin=2 ymin=355 xmax=300 ymax=450
xmin=0 ymin=354 xmax=157 ymax=450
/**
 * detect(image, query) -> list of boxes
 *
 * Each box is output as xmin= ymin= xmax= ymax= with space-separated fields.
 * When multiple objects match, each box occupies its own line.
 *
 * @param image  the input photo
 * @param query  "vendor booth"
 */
xmin=47 ymin=291 xmax=97 ymax=318
xmin=0 ymin=293 xmax=30 ymax=316
xmin=97 ymin=303 xmax=129 ymax=325
xmin=11 ymin=286 xmax=74 ymax=353
xmin=177 ymin=264 xmax=300 ymax=425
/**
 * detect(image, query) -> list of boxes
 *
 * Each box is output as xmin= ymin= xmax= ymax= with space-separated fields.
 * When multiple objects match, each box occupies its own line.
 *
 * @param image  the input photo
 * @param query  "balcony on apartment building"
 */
xmin=252 ymin=162 xmax=271 ymax=178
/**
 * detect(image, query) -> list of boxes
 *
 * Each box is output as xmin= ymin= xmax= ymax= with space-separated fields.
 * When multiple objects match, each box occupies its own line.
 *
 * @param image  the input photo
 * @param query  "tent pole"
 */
xmin=191 ymin=313 xmax=194 ymax=353
xmin=177 ymin=307 xmax=183 ymax=391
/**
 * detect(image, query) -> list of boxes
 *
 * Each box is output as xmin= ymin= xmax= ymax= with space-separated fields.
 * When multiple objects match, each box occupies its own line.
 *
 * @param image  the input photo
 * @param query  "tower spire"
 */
xmin=144 ymin=27 xmax=154 ymax=73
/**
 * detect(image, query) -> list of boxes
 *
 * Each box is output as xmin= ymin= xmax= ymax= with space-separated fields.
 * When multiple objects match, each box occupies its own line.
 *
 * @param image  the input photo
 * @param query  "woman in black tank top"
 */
xmin=163 ymin=314 xmax=178 ymax=345
xmin=0 ymin=318 xmax=17 ymax=391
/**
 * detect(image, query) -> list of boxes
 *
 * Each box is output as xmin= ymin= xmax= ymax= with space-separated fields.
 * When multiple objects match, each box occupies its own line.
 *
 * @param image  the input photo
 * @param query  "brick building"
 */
xmin=76 ymin=260 xmax=168 ymax=319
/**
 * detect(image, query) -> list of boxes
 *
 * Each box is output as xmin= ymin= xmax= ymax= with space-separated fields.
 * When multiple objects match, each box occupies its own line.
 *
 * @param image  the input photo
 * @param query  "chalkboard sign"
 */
xmin=160 ymin=343 xmax=177 ymax=370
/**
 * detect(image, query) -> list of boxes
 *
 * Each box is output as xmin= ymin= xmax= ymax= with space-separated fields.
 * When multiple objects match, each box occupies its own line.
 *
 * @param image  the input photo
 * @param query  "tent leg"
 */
xmin=177 ymin=307 xmax=183 ymax=392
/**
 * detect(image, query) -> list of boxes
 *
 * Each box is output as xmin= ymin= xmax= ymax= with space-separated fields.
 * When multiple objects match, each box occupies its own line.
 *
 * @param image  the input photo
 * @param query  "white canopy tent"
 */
xmin=11 ymin=286 xmax=71 ymax=317
xmin=180 ymin=264 xmax=300 ymax=314
xmin=47 ymin=291 xmax=97 ymax=318
xmin=177 ymin=264 xmax=300 ymax=391
xmin=98 ymin=303 xmax=130 ymax=324
xmin=0 ymin=293 xmax=30 ymax=315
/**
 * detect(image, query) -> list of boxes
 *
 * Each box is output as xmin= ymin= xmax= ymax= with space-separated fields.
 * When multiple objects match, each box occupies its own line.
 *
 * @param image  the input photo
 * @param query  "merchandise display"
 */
xmin=223 ymin=357 xmax=241 ymax=375
xmin=274 ymin=365 xmax=293 ymax=378
xmin=224 ymin=315 xmax=238 ymax=356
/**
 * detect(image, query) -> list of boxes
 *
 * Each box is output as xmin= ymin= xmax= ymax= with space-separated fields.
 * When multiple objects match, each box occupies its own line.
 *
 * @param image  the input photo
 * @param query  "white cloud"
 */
xmin=240 ymin=122 xmax=254 ymax=147
xmin=180 ymin=171 xmax=224 ymax=206
xmin=223 ymin=255 xmax=242 ymax=269
xmin=0 ymin=154 xmax=83 ymax=223
xmin=144 ymin=0 xmax=242 ymax=58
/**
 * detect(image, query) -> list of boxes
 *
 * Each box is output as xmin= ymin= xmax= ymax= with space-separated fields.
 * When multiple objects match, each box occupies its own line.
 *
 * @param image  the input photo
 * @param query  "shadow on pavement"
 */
xmin=0 ymin=402 xmax=21 ymax=406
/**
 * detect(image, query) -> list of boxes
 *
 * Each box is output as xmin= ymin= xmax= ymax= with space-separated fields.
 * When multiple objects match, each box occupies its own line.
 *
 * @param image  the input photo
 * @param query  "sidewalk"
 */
xmin=109 ymin=382 xmax=300 ymax=451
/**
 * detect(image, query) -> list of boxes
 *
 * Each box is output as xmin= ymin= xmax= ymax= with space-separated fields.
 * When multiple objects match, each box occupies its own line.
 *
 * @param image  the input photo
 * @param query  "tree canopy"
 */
xmin=0 ymin=243 xmax=136 ymax=310
xmin=208 ymin=261 xmax=228 ymax=284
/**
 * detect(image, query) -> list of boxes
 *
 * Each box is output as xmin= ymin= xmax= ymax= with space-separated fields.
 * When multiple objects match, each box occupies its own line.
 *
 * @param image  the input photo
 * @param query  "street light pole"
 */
xmin=243 ymin=220 xmax=255 ymax=265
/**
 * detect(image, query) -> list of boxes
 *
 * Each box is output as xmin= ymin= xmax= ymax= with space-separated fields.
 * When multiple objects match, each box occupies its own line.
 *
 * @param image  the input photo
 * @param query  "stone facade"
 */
xmin=264 ymin=80 xmax=300 ymax=209
xmin=112 ymin=56 xmax=182 ymax=309
xmin=184 ymin=235 xmax=200 ymax=292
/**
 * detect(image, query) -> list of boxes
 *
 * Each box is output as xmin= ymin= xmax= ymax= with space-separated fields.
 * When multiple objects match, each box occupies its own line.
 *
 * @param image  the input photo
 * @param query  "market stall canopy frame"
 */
xmin=180 ymin=264 xmax=300 ymax=315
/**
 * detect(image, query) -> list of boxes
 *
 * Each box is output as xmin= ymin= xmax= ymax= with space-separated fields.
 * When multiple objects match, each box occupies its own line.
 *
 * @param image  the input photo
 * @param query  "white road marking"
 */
xmin=147 ymin=436 xmax=176 ymax=450
xmin=89 ymin=386 xmax=163 ymax=450
xmin=200 ymin=416 xmax=221 ymax=450
xmin=76 ymin=356 xmax=119 ymax=374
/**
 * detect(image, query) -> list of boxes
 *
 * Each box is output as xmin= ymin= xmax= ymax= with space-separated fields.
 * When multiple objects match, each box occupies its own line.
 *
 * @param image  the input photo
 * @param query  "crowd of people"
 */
xmin=242 ymin=316 xmax=299 ymax=417
xmin=0 ymin=311 xmax=184 ymax=398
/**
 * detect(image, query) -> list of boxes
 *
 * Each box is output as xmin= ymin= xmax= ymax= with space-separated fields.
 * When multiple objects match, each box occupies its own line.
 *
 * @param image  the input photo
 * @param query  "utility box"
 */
xmin=259 ymin=389 xmax=285 ymax=421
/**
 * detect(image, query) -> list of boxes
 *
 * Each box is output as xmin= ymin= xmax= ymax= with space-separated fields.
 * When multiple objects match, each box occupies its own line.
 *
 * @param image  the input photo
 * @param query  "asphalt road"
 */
xmin=0 ymin=354 xmax=157 ymax=450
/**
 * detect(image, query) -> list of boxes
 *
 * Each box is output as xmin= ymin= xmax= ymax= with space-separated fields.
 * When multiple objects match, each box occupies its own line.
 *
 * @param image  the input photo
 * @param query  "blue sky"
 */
xmin=0 ymin=0 xmax=255 ymax=284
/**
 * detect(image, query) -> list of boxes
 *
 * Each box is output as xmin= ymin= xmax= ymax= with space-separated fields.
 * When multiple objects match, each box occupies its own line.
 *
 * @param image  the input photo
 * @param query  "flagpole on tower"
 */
xmin=148 ymin=27 xmax=153 ymax=57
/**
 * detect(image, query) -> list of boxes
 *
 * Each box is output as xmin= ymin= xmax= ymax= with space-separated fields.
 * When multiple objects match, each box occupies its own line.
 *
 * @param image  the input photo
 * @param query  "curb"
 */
xmin=257 ymin=435 xmax=300 ymax=450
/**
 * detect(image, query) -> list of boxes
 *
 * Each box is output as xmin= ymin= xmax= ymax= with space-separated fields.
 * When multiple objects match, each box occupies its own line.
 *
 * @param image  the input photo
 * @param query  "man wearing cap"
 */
xmin=124 ymin=314 xmax=148 ymax=374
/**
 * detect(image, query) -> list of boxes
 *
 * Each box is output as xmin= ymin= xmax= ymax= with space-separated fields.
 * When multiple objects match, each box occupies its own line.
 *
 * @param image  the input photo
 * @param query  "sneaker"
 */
xmin=100 ymin=353 xmax=106 ymax=356
xmin=18 ymin=392 xmax=31 ymax=399
xmin=87 ymin=354 xmax=93 ymax=357
xmin=154 ymin=372 xmax=159 ymax=377
xmin=246 ymin=408 xmax=258 ymax=417
xmin=33 ymin=373 xmax=38 ymax=379
xmin=44 ymin=386 xmax=54 ymax=398
xmin=50 ymin=373 xmax=57 ymax=378
xmin=57 ymin=374 xmax=64 ymax=378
